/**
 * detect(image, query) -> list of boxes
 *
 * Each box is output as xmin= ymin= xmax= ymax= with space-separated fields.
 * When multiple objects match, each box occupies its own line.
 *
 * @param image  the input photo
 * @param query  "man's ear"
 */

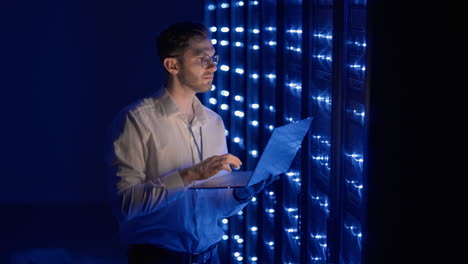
xmin=163 ymin=57 xmax=179 ymax=75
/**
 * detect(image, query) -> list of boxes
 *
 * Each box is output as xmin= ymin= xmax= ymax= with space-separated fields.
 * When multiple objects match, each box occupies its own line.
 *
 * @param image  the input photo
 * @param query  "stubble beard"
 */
xmin=177 ymin=66 xmax=212 ymax=94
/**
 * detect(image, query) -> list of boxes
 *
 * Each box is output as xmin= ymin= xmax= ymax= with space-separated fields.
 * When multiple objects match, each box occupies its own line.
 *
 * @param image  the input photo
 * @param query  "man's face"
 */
xmin=176 ymin=38 xmax=217 ymax=93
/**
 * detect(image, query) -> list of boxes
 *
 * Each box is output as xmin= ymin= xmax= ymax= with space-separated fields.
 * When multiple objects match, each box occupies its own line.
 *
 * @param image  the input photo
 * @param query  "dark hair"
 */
xmin=156 ymin=22 xmax=210 ymax=64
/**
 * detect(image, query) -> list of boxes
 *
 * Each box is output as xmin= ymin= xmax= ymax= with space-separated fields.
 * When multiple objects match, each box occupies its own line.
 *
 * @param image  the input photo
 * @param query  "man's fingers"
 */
xmin=221 ymin=154 xmax=242 ymax=168
xmin=200 ymin=154 xmax=243 ymax=177
xmin=222 ymin=163 xmax=232 ymax=172
xmin=206 ymin=154 xmax=242 ymax=168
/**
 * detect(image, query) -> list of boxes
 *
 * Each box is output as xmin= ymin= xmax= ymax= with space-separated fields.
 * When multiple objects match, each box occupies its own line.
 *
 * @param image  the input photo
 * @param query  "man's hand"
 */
xmin=180 ymin=154 xmax=242 ymax=186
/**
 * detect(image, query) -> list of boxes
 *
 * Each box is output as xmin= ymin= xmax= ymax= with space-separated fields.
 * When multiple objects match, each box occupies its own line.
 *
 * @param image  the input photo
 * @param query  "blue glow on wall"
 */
xmin=203 ymin=0 xmax=368 ymax=263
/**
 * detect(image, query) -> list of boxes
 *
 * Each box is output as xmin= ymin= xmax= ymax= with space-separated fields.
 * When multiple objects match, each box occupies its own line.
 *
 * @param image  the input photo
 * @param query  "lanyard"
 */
xmin=188 ymin=125 xmax=203 ymax=161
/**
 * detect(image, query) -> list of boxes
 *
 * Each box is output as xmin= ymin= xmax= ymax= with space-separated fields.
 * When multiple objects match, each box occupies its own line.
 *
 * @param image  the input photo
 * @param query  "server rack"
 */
xmin=202 ymin=0 xmax=370 ymax=263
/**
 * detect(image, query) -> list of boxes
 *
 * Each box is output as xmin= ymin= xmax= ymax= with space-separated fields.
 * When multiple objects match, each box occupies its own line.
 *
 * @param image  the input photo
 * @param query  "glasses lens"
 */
xmin=212 ymin=55 xmax=219 ymax=65
xmin=201 ymin=55 xmax=219 ymax=68
xmin=201 ymin=56 xmax=208 ymax=68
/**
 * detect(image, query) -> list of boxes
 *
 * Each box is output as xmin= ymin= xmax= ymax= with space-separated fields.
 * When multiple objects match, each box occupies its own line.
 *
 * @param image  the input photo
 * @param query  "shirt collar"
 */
xmin=159 ymin=88 xmax=209 ymax=126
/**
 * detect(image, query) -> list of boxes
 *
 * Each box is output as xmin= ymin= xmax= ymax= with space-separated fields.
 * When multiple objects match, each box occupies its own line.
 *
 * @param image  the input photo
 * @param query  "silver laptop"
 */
xmin=189 ymin=117 xmax=313 ymax=189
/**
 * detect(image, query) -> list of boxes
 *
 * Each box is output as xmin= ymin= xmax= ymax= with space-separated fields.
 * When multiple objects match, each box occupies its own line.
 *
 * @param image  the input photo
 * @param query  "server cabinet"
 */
xmin=202 ymin=0 xmax=369 ymax=263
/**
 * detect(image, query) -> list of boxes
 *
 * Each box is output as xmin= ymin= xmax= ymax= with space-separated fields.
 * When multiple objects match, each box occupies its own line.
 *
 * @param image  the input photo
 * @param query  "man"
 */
xmin=106 ymin=22 xmax=271 ymax=264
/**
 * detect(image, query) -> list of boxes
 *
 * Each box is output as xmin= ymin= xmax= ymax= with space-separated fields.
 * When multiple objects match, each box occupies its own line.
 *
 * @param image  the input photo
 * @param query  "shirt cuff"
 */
xmin=159 ymin=171 xmax=185 ymax=201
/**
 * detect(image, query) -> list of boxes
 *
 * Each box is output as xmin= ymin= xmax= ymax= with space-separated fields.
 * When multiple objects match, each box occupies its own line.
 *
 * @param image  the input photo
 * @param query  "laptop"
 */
xmin=189 ymin=117 xmax=313 ymax=189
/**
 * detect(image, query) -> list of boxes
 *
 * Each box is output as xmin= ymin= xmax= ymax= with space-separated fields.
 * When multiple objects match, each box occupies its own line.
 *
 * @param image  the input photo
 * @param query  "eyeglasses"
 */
xmin=199 ymin=55 xmax=219 ymax=68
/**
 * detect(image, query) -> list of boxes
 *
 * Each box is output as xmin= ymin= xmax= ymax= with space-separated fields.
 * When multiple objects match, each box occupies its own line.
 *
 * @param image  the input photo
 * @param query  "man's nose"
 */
xmin=206 ymin=62 xmax=217 ymax=72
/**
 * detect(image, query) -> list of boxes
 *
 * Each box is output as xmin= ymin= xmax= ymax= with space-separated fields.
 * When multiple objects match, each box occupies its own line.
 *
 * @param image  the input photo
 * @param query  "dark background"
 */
xmin=0 ymin=0 xmax=202 ymax=262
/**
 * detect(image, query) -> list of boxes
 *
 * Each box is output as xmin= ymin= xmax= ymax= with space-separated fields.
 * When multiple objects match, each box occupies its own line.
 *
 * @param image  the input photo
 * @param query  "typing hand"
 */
xmin=233 ymin=174 xmax=280 ymax=203
xmin=180 ymin=154 xmax=242 ymax=186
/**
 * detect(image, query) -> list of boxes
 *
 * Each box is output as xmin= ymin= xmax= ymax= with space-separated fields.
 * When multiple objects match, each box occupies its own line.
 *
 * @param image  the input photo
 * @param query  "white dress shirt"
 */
xmin=106 ymin=88 xmax=247 ymax=254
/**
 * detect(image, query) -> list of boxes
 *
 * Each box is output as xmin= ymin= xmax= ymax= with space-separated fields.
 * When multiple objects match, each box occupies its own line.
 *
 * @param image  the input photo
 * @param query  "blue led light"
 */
xmin=313 ymin=54 xmax=333 ymax=61
xmin=235 ymin=68 xmax=244 ymax=74
xmin=235 ymin=27 xmax=244 ymax=32
xmin=250 ymin=103 xmax=259 ymax=109
xmin=209 ymin=98 xmax=217 ymax=105
xmin=234 ymin=41 xmax=244 ymax=47
xmin=287 ymin=82 xmax=302 ymax=90
xmin=311 ymin=194 xmax=330 ymax=214
xmin=353 ymin=109 xmax=366 ymax=117
xmin=249 ymin=150 xmax=258 ymax=157
xmin=207 ymin=4 xmax=216 ymax=11
xmin=235 ymin=1 xmax=244 ymax=7
xmin=234 ymin=95 xmax=244 ymax=102
xmin=234 ymin=110 xmax=245 ymax=118
xmin=219 ymin=40 xmax=229 ymax=46
xmin=267 ymin=241 xmax=274 ymax=246
xmin=286 ymin=172 xmax=299 ymax=177
xmin=351 ymin=41 xmax=367 ymax=47
xmin=349 ymin=64 xmax=366 ymax=71
xmin=266 ymin=73 xmax=276 ymax=79
xmin=346 ymin=153 xmax=364 ymax=164
xmin=313 ymin=33 xmax=333 ymax=39
xmin=313 ymin=95 xmax=332 ymax=105
xmin=344 ymin=224 xmax=363 ymax=239
xmin=287 ymin=46 xmax=302 ymax=52
xmin=346 ymin=179 xmax=364 ymax=191
xmin=287 ymin=29 xmax=303 ymax=34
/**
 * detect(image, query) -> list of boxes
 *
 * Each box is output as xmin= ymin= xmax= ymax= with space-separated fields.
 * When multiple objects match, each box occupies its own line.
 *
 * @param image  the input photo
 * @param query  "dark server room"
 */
xmin=1 ymin=0 xmax=419 ymax=263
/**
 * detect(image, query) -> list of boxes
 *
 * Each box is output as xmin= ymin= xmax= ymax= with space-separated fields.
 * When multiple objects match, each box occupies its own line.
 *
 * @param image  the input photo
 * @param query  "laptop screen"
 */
xmin=247 ymin=117 xmax=313 ymax=186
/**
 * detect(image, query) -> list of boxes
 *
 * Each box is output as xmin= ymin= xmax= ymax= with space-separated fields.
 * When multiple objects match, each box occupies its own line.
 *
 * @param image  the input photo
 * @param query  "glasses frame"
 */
xmin=170 ymin=54 xmax=219 ymax=69
xmin=198 ymin=54 xmax=219 ymax=68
